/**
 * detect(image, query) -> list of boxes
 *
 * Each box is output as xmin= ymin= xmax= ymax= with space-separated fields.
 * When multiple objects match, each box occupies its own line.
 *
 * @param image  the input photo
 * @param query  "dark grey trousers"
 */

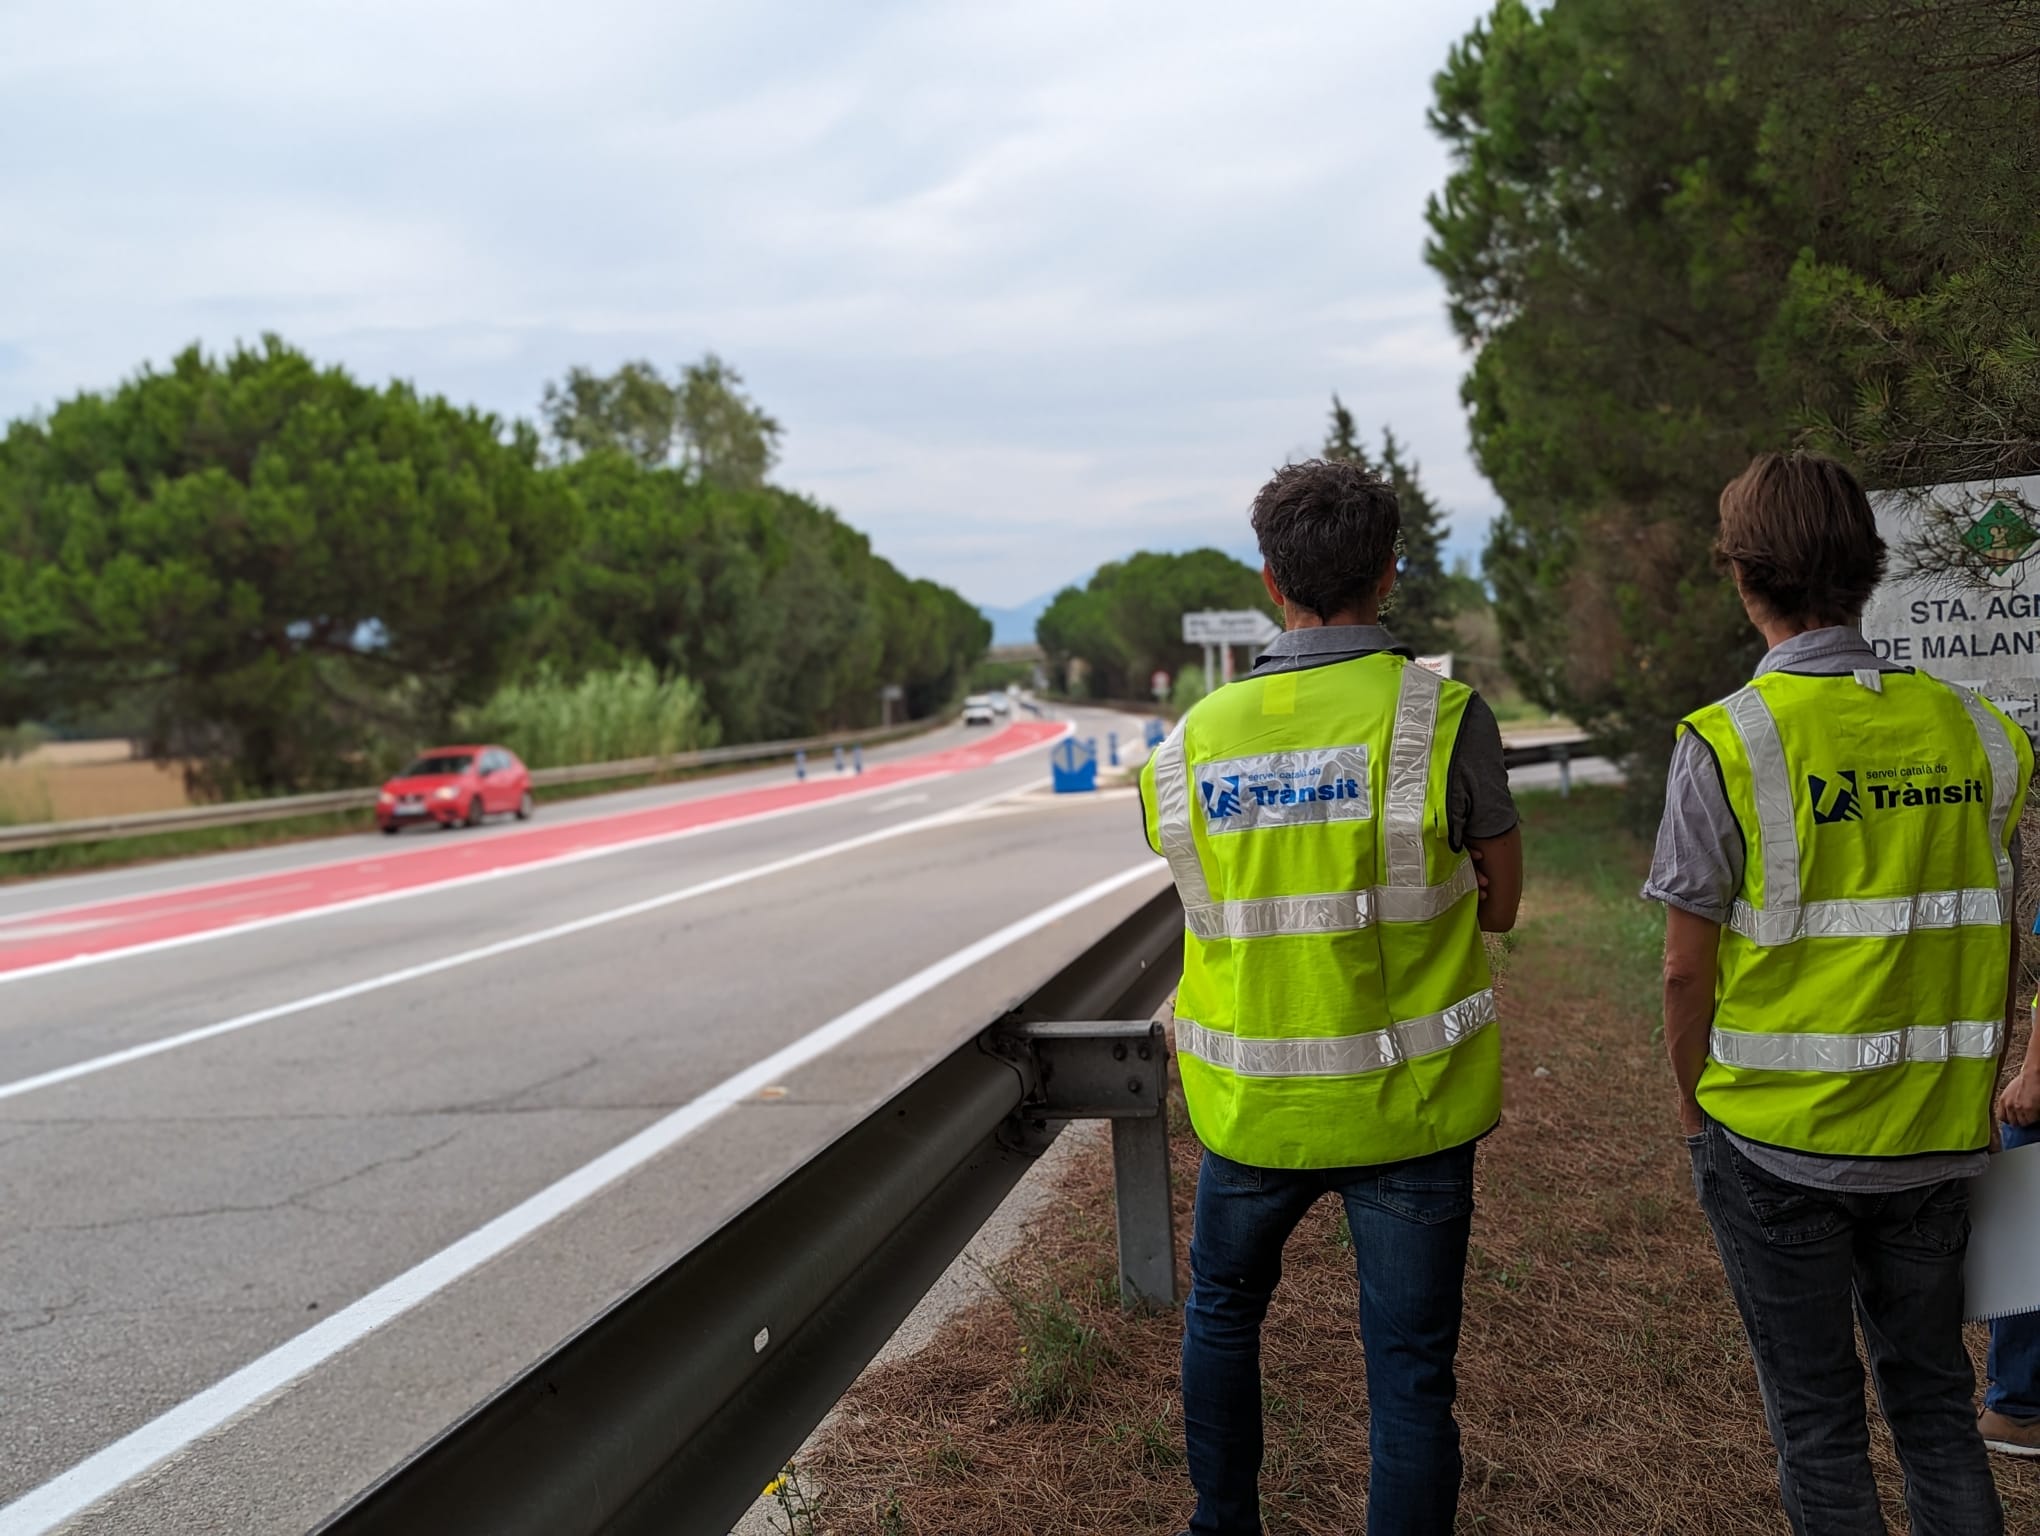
xmin=1689 ymin=1118 xmax=2001 ymax=1536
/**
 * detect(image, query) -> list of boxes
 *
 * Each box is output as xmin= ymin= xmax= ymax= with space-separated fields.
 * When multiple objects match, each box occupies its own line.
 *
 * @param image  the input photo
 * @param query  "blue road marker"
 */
xmin=1050 ymin=736 xmax=1099 ymax=794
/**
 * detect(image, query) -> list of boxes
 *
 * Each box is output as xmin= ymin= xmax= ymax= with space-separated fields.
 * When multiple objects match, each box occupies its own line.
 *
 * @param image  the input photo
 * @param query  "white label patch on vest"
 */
xmin=1195 ymin=745 xmax=1372 ymax=833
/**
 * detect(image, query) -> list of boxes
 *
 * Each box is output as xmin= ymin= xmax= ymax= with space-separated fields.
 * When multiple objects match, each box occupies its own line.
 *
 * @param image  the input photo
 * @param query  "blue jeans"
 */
xmin=1179 ymin=1141 xmax=1476 ymax=1536
xmin=1987 ymin=1119 xmax=2040 ymax=1419
xmin=1690 ymin=1118 xmax=2001 ymax=1535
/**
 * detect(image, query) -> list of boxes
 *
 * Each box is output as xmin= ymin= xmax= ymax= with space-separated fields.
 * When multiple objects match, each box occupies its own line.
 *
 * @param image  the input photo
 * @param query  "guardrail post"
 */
xmin=1112 ymin=1114 xmax=1174 ymax=1307
xmin=996 ymin=1019 xmax=1177 ymax=1310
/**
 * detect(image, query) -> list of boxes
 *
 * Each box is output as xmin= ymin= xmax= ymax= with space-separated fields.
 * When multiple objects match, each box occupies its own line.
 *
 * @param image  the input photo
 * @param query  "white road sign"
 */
xmin=1183 ymin=609 xmax=1280 ymax=646
xmin=1862 ymin=475 xmax=2040 ymax=733
xmin=1415 ymin=653 xmax=1455 ymax=679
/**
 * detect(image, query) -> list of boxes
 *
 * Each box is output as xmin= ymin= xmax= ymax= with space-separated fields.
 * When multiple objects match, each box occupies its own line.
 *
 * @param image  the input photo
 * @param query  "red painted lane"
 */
xmin=0 ymin=720 xmax=1069 ymax=977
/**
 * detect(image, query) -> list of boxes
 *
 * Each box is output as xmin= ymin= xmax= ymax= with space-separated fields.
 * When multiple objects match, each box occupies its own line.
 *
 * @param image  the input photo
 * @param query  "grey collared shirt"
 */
xmin=1247 ymin=624 xmax=1518 ymax=848
xmin=1644 ymin=626 xmax=2001 ymax=1191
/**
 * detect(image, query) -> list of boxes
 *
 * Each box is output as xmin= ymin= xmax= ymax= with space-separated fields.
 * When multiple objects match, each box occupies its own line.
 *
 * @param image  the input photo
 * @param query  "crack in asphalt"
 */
xmin=4 ymin=1129 xmax=466 ymax=1239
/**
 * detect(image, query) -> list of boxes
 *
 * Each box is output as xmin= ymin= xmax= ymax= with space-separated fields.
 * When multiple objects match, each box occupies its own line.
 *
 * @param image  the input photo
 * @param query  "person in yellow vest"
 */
xmin=1140 ymin=458 xmax=1523 ymax=1536
xmin=1649 ymin=451 xmax=2031 ymax=1535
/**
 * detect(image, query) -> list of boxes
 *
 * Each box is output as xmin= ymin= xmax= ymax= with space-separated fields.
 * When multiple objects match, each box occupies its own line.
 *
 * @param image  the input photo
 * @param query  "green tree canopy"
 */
xmin=546 ymin=454 xmax=984 ymax=740
xmin=540 ymin=354 xmax=782 ymax=488
xmin=1036 ymin=550 xmax=1274 ymax=699
xmin=1425 ymin=0 xmax=2040 ymax=791
xmin=0 ymin=338 xmax=578 ymax=794
xmin=1 ymin=341 xmax=987 ymax=792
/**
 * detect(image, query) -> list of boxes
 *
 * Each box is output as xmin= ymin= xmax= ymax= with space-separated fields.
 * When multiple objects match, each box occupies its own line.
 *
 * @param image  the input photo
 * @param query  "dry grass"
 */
xmin=0 ymin=742 xmax=193 ymax=823
xmin=801 ymin=789 xmax=2040 ymax=1535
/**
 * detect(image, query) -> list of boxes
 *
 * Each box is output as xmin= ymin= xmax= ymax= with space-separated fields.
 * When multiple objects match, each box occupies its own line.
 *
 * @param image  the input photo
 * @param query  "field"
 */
xmin=0 ymin=741 xmax=193 ymax=825
xmin=791 ymin=789 xmax=2040 ymax=1535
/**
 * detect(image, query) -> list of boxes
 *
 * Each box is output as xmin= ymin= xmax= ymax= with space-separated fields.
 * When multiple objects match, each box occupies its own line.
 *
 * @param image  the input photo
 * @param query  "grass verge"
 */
xmin=797 ymin=787 xmax=2040 ymax=1534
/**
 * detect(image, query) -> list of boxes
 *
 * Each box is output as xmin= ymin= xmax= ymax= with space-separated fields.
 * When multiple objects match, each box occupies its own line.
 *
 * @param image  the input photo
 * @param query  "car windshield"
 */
xmin=401 ymin=754 xmax=472 ymax=777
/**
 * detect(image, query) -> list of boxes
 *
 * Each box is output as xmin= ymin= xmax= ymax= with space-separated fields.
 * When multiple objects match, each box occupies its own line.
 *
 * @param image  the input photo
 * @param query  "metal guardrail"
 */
xmin=320 ymin=885 xmax=1187 ymax=1536
xmin=0 ymin=720 xmax=941 ymax=854
xmin=1501 ymin=731 xmax=1596 ymax=796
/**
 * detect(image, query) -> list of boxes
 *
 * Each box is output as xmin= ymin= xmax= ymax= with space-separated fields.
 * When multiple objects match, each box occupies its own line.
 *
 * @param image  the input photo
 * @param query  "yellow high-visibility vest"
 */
xmin=1139 ymin=653 xmax=1499 ymax=1169
xmin=1683 ymin=669 xmax=2032 ymax=1157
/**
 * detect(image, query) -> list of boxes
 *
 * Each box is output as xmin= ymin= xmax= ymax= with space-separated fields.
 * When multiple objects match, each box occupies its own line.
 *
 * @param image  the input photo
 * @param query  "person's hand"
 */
xmin=1677 ymin=1096 xmax=1704 ymax=1138
xmin=1998 ymin=1073 xmax=2040 ymax=1128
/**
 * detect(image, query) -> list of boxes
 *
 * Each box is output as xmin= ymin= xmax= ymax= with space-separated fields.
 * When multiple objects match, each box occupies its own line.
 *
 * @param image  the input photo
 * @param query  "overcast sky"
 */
xmin=0 ymin=0 xmax=1497 ymax=609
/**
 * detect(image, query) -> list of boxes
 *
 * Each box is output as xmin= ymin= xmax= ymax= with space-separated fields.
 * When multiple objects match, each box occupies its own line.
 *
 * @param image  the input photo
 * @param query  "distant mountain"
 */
xmin=979 ymin=589 xmax=1064 ymax=647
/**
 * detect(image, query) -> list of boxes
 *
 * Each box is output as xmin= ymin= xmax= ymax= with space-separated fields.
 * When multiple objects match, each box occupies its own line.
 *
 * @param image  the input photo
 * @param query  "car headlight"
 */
xmin=434 ymin=785 xmax=460 ymax=801
xmin=377 ymin=791 xmax=394 ymax=806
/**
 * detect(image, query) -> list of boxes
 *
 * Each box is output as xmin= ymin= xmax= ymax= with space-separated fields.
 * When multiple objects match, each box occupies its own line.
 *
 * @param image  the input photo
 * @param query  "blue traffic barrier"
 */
xmin=853 ymin=744 xmax=864 ymax=775
xmin=1108 ymin=731 xmax=1121 ymax=767
xmin=795 ymin=749 xmax=807 ymax=781
xmin=833 ymin=745 xmax=846 ymax=774
xmin=1145 ymin=718 xmax=1166 ymax=750
xmin=1050 ymin=736 xmax=1099 ymax=794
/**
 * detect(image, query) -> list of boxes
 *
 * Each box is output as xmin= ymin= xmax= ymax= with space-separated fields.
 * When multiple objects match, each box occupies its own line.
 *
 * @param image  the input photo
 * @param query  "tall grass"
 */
xmin=459 ymin=661 xmax=720 ymax=770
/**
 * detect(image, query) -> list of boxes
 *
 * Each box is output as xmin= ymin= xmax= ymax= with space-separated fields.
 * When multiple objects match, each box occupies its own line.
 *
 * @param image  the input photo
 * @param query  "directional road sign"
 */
xmin=1182 ymin=610 xmax=1279 ymax=646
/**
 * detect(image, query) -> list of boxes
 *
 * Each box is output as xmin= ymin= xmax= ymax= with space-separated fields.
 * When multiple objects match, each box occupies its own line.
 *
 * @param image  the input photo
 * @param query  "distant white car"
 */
xmin=990 ymin=693 xmax=1012 ymax=716
xmin=962 ymin=695 xmax=997 ymax=726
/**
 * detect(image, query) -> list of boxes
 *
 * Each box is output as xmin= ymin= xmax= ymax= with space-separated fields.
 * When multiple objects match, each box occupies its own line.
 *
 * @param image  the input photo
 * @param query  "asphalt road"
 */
xmin=0 ymin=707 xmax=1595 ymax=1536
xmin=0 ymin=709 xmax=1169 ymax=1535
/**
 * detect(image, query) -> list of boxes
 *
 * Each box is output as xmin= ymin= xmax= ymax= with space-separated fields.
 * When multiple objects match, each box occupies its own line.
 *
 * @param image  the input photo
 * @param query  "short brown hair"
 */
xmin=1715 ymin=452 xmax=1886 ymax=625
xmin=1251 ymin=459 xmax=1400 ymax=621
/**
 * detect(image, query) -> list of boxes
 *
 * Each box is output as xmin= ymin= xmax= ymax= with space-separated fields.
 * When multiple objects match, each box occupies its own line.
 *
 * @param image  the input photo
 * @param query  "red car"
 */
xmin=377 ymin=745 xmax=533 ymax=833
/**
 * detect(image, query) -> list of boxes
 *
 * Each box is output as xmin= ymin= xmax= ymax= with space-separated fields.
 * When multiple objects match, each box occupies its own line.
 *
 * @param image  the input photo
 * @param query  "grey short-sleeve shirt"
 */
xmin=1244 ymin=624 xmax=1519 ymax=848
xmin=1643 ymin=626 xmax=2006 ymax=1191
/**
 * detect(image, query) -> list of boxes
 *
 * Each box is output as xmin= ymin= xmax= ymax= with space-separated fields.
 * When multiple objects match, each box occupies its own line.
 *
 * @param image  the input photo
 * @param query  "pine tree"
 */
xmin=1318 ymin=397 xmax=1458 ymax=652
xmin=1378 ymin=427 xmax=1457 ymax=655
xmin=1323 ymin=393 xmax=1370 ymax=466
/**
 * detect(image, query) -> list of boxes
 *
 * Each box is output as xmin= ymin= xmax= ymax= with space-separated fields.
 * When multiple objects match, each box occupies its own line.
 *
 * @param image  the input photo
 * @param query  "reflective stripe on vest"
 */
xmin=1177 ymin=988 xmax=1496 ymax=1077
xmin=1181 ymin=859 xmax=1476 ymax=941
xmin=1955 ymin=683 xmax=2021 ymax=902
xmin=1711 ymin=1019 xmax=2002 ymax=1073
xmin=1149 ymin=718 xmax=1212 ymax=908
xmin=1157 ymin=662 xmax=1473 ymax=942
xmin=1722 ymin=684 xmax=2012 ymax=945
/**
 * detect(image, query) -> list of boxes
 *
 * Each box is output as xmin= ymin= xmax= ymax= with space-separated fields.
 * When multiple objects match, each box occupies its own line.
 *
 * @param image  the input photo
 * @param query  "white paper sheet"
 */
xmin=1965 ymin=1141 xmax=2040 ymax=1322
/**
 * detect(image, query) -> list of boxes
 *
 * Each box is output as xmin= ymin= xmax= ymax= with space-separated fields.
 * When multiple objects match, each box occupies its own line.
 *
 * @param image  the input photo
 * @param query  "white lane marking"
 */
xmin=0 ymin=725 xmax=1072 ymax=990
xmin=0 ymin=720 xmax=990 ymax=928
xmin=869 ymin=794 xmax=931 ymax=812
xmin=0 ymin=775 xmax=1069 ymax=1103
xmin=0 ymin=919 xmax=119 ymax=944
xmin=0 ymin=859 xmax=1167 ymax=1536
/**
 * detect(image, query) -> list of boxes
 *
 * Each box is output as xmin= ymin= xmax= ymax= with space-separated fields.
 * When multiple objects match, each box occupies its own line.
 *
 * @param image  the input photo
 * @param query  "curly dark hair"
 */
xmin=1249 ymin=459 xmax=1401 ymax=622
xmin=1715 ymin=452 xmax=1886 ymax=625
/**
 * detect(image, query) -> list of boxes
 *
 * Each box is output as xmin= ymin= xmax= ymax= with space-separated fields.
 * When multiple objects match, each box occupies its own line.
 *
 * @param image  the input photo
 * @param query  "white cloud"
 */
xmin=0 ymin=0 xmax=1501 ymax=605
